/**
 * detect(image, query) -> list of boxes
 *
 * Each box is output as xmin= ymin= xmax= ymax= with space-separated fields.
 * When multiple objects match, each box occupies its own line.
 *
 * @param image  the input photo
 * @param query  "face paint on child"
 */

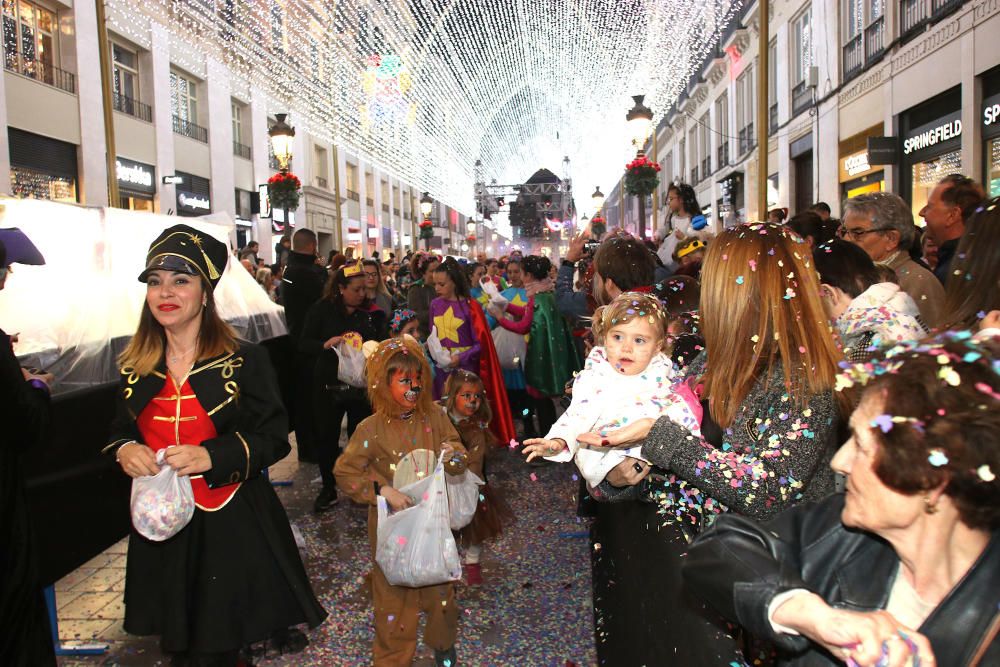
xmin=389 ymin=369 xmax=422 ymax=408
xmin=605 ymin=316 xmax=662 ymax=376
xmin=454 ymin=382 xmax=484 ymax=418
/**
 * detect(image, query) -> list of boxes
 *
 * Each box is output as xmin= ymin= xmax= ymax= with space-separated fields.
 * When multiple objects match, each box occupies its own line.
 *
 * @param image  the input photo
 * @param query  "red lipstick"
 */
xmin=157 ymin=304 xmax=180 ymax=312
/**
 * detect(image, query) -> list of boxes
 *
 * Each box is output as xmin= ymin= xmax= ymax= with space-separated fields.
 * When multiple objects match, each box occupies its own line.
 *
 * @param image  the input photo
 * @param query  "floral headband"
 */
xmin=389 ymin=308 xmax=417 ymax=334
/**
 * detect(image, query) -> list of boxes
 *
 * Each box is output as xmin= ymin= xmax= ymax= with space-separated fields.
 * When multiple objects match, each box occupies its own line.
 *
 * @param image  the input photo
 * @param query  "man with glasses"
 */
xmin=919 ymin=174 xmax=986 ymax=285
xmin=840 ymin=192 xmax=944 ymax=329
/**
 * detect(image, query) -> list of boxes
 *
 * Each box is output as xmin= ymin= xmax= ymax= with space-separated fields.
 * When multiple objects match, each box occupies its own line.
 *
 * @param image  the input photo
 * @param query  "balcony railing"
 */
xmin=931 ymin=0 xmax=963 ymax=19
xmin=717 ymin=142 xmax=729 ymax=169
xmin=172 ymin=115 xmax=208 ymax=142
xmin=112 ymin=92 xmax=152 ymax=122
xmin=865 ymin=17 xmax=886 ymax=64
xmin=690 ymin=166 xmax=699 ymax=185
xmin=366 ymin=197 xmax=374 ymax=206
xmin=701 ymin=157 xmax=711 ymax=178
xmin=382 ymin=203 xmax=390 ymax=212
xmin=393 ymin=208 xmax=400 ymax=216
xmin=3 ymin=51 xmax=76 ymax=94
xmin=843 ymin=33 xmax=864 ymax=82
xmin=769 ymin=103 xmax=778 ymax=134
xmin=314 ymin=176 xmax=328 ymax=189
xmin=901 ymin=0 xmax=927 ymax=37
xmin=791 ymin=81 xmax=813 ymax=117
xmin=233 ymin=141 xmax=251 ymax=160
xmin=347 ymin=189 xmax=360 ymax=201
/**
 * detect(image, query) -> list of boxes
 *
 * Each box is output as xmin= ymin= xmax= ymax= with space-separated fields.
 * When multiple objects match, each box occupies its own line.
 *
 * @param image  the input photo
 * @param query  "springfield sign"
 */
xmin=903 ymin=113 xmax=962 ymax=155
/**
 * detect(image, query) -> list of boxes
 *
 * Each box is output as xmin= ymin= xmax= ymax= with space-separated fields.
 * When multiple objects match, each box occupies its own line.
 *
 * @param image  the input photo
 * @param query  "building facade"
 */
xmin=603 ymin=0 xmax=1000 ymax=237
xmin=0 ymin=0 xmax=489 ymax=261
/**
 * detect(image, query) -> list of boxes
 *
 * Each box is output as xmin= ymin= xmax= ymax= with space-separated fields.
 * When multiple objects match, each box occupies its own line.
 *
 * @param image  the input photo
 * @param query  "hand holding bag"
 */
xmin=334 ymin=334 xmax=368 ymax=388
xmin=376 ymin=452 xmax=462 ymax=587
xmin=130 ymin=448 xmax=196 ymax=542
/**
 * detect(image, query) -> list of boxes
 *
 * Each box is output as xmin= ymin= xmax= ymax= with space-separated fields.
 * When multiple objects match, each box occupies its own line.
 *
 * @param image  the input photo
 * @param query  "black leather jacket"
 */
xmin=682 ymin=494 xmax=1000 ymax=666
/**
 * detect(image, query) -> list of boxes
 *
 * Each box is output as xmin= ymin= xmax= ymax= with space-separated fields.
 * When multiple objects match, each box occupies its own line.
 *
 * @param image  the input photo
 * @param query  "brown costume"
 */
xmin=334 ymin=407 xmax=466 ymax=667
xmin=449 ymin=415 xmax=514 ymax=549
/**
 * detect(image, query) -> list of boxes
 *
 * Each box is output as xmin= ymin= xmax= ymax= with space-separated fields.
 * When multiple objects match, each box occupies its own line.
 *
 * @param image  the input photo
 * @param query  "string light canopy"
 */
xmin=105 ymin=0 xmax=739 ymax=215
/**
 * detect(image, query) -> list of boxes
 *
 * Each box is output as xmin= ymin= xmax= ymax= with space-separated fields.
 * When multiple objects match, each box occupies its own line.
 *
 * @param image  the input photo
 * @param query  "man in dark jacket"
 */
xmin=0 ymin=234 xmax=56 ymax=667
xmin=919 ymin=174 xmax=985 ymax=285
xmin=279 ymin=228 xmax=327 ymax=464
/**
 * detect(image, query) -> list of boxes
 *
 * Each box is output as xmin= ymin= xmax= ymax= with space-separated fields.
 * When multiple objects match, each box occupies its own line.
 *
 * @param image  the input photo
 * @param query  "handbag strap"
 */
xmin=970 ymin=611 xmax=1000 ymax=666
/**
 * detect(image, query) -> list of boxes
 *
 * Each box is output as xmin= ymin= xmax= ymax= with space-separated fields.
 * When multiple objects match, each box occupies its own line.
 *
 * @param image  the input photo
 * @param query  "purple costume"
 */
xmin=429 ymin=297 xmax=482 ymax=398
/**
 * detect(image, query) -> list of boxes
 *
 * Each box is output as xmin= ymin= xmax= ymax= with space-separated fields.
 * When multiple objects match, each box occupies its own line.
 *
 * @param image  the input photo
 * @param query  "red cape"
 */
xmin=468 ymin=299 xmax=516 ymax=446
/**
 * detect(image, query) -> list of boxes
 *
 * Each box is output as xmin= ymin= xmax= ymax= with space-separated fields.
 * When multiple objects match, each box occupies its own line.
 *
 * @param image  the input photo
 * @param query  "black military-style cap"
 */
xmin=138 ymin=224 xmax=229 ymax=290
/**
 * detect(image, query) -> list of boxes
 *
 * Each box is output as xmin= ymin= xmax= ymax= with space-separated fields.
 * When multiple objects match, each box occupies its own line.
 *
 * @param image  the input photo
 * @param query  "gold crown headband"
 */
xmin=343 ymin=260 xmax=364 ymax=278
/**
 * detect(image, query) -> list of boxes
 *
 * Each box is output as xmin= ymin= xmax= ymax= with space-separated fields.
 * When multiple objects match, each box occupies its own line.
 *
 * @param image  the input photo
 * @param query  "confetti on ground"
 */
xmin=58 ymin=434 xmax=596 ymax=667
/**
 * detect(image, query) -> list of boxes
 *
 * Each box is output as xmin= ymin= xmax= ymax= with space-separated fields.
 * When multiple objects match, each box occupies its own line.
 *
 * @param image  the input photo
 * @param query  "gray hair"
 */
xmin=842 ymin=192 xmax=915 ymax=251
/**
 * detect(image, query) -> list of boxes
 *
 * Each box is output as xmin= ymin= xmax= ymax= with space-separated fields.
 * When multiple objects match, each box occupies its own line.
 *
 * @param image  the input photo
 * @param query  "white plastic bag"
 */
xmin=376 ymin=453 xmax=462 ymax=587
xmin=479 ymin=277 xmax=509 ymax=309
xmin=426 ymin=326 xmax=455 ymax=369
xmin=445 ymin=470 xmax=484 ymax=530
xmin=130 ymin=449 xmax=195 ymax=542
xmin=334 ymin=337 xmax=368 ymax=388
xmin=492 ymin=328 xmax=526 ymax=370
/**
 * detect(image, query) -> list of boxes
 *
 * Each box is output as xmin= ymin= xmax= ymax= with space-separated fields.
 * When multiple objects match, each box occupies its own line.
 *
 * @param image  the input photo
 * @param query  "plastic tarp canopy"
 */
xmin=0 ymin=198 xmax=287 ymax=396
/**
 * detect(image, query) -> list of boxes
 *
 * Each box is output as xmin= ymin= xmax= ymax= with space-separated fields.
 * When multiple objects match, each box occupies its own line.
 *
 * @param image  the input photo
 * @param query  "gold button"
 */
xmin=229 ymin=472 xmax=240 ymax=484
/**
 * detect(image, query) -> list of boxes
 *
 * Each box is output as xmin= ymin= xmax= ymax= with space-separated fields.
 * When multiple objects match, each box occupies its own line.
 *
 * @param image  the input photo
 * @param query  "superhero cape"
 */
xmin=524 ymin=291 xmax=582 ymax=397
xmin=468 ymin=299 xmax=516 ymax=446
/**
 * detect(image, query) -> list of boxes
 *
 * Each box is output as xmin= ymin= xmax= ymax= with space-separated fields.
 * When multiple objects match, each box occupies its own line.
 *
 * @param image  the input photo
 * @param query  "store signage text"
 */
xmin=115 ymin=158 xmax=155 ymax=194
xmin=984 ymin=94 xmax=1000 ymax=126
xmin=903 ymin=120 xmax=962 ymax=155
xmin=178 ymin=192 xmax=211 ymax=212
xmin=843 ymin=152 xmax=871 ymax=177
xmin=162 ymin=175 xmax=184 ymax=185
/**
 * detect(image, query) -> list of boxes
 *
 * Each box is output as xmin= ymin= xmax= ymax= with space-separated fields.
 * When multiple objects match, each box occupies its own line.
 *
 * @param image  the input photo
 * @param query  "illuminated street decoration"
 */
xmin=105 ymin=0 xmax=738 ymax=214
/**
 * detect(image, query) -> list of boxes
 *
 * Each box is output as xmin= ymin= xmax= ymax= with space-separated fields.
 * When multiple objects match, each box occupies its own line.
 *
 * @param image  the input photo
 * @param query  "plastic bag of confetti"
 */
xmin=445 ymin=470 xmax=484 ymax=530
xmin=479 ymin=277 xmax=509 ymax=310
xmin=491 ymin=327 xmax=526 ymax=370
xmin=376 ymin=453 xmax=461 ymax=587
xmin=426 ymin=327 xmax=455 ymax=369
xmin=130 ymin=449 xmax=195 ymax=542
xmin=334 ymin=334 xmax=368 ymax=388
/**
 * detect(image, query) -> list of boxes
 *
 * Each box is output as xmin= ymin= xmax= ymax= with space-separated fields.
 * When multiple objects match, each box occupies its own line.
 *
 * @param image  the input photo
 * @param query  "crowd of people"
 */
xmin=2 ymin=169 xmax=998 ymax=667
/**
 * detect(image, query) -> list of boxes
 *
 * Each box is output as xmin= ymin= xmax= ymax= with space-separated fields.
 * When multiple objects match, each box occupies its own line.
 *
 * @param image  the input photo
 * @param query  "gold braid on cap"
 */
xmin=189 ymin=233 xmax=221 ymax=280
xmin=343 ymin=260 xmax=364 ymax=278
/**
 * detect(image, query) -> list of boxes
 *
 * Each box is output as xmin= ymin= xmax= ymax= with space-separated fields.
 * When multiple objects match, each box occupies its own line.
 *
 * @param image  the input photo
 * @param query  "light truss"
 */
xmin=106 ymin=0 xmax=739 ymax=216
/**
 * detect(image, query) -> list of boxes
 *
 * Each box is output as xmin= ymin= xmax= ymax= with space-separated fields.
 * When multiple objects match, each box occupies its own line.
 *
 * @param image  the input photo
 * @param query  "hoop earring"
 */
xmin=923 ymin=495 xmax=939 ymax=515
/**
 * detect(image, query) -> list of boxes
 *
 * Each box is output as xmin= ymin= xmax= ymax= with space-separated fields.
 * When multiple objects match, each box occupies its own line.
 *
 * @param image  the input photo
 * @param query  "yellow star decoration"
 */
xmin=434 ymin=306 xmax=465 ymax=343
xmin=510 ymin=292 xmax=527 ymax=307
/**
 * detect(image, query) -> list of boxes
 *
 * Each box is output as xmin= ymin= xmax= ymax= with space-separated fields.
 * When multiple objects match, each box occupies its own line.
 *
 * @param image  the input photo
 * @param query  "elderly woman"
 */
xmin=813 ymin=239 xmax=927 ymax=362
xmin=584 ymin=223 xmax=844 ymax=663
xmin=840 ymin=192 xmax=944 ymax=329
xmin=683 ymin=335 xmax=1000 ymax=666
xmin=108 ymin=224 xmax=325 ymax=665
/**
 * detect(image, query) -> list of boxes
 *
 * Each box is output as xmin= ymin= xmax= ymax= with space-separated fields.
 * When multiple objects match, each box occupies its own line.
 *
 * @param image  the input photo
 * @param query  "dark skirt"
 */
xmin=457 ymin=483 xmax=516 ymax=549
xmin=123 ymin=475 xmax=326 ymax=653
xmin=591 ymin=498 xmax=744 ymax=666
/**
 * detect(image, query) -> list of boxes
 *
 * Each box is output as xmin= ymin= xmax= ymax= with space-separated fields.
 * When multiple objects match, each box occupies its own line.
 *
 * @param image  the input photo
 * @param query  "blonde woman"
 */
xmin=588 ymin=222 xmax=844 ymax=663
xmin=106 ymin=224 xmax=325 ymax=665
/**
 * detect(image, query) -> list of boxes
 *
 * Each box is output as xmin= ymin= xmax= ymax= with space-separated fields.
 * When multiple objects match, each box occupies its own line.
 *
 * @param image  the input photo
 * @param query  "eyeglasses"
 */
xmin=837 ymin=225 xmax=890 ymax=241
xmin=363 ymin=271 xmax=379 ymax=278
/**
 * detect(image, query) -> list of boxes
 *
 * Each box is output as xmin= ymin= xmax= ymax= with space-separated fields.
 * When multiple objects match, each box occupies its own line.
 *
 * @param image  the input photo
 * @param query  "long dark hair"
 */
xmin=521 ymin=255 xmax=552 ymax=281
xmin=942 ymin=197 xmax=1000 ymax=329
xmin=434 ymin=257 xmax=471 ymax=299
xmin=669 ymin=183 xmax=703 ymax=218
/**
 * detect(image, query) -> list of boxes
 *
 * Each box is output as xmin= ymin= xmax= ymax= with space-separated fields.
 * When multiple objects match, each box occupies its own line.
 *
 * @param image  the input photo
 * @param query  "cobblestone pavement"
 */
xmin=55 ymin=436 xmax=596 ymax=667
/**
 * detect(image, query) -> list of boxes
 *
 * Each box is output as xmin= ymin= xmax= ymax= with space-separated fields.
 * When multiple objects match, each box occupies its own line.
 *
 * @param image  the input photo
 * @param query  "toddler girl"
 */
xmin=522 ymin=292 xmax=702 ymax=488
xmin=334 ymin=337 xmax=467 ymax=667
xmin=441 ymin=370 xmax=514 ymax=586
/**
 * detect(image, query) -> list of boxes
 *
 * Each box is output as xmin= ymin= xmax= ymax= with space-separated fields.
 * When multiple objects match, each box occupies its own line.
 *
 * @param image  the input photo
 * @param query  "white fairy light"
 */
xmin=106 ymin=0 xmax=739 ymax=215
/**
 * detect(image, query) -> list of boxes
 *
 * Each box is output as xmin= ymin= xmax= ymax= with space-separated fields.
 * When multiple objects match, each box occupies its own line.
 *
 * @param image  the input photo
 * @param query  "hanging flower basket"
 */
xmin=466 ymin=235 xmax=476 ymax=243
xmin=624 ymin=155 xmax=661 ymax=197
xmin=590 ymin=214 xmax=606 ymax=239
xmin=268 ymin=172 xmax=301 ymax=211
xmin=419 ymin=219 xmax=434 ymax=240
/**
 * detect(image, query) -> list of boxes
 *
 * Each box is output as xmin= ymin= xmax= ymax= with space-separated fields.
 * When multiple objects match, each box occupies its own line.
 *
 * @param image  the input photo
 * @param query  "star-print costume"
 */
xmin=486 ymin=286 xmax=530 ymax=390
xmin=544 ymin=347 xmax=702 ymax=488
xmin=429 ymin=297 xmax=515 ymax=445
xmin=334 ymin=408 xmax=466 ymax=667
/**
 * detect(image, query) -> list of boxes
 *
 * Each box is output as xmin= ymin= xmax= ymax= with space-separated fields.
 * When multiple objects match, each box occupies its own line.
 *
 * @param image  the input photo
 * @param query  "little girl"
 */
xmin=523 ymin=292 xmax=702 ymax=488
xmin=440 ymin=370 xmax=514 ymax=586
xmin=334 ymin=337 xmax=467 ymax=667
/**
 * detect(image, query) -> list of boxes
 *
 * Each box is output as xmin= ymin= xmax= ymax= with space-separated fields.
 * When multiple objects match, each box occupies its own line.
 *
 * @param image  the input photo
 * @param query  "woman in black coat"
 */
xmin=300 ymin=263 xmax=387 ymax=512
xmin=108 ymin=225 xmax=325 ymax=665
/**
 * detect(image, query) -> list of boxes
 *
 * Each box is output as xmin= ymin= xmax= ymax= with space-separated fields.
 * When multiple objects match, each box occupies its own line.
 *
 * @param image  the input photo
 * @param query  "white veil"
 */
xmin=0 ymin=199 xmax=287 ymax=396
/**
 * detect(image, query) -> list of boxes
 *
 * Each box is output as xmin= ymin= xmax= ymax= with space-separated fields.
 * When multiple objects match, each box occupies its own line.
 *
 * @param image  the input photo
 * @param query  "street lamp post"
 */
xmin=419 ymin=191 xmax=434 ymax=251
xmin=626 ymin=95 xmax=654 ymax=239
xmin=268 ymin=113 xmax=295 ymax=236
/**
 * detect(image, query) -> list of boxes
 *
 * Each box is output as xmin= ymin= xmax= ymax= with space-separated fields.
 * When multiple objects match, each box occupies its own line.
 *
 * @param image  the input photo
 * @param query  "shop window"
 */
xmin=11 ymin=167 xmax=74 ymax=202
xmin=910 ymin=150 xmax=962 ymax=223
xmin=3 ymin=0 xmax=61 ymax=86
xmin=988 ymin=138 xmax=1000 ymax=198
